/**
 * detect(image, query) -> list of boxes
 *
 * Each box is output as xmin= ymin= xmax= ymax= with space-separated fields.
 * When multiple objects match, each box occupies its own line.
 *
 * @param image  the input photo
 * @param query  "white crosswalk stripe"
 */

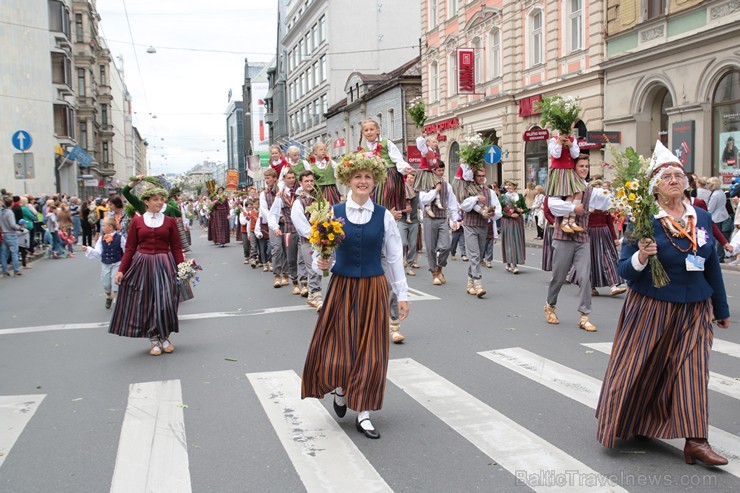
xmin=247 ymin=370 xmax=392 ymax=493
xmin=713 ymin=338 xmax=740 ymax=359
xmin=582 ymin=342 xmax=740 ymax=401
xmin=110 ymin=380 xmax=192 ymax=493
xmin=387 ymin=358 xmax=626 ymax=493
xmin=0 ymin=394 xmax=45 ymax=469
xmin=479 ymin=347 xmax=740 ymax=479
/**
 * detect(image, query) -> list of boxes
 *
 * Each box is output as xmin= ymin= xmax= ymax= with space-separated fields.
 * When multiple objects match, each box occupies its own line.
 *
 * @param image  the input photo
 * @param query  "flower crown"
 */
xmin=335 ymin=152 xmax=388 ymax=186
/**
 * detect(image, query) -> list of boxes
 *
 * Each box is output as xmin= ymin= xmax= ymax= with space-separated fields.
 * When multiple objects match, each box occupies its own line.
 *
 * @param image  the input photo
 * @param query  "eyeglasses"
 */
xmin=661 ymin=173 xmax=686 ymax=182
xmin=475 ymin=174 xmax=486 ymax=179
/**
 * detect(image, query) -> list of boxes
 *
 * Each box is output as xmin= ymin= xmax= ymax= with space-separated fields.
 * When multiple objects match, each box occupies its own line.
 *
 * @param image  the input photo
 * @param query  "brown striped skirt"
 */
xmin=545 ymin=168 xmax=586 ymax=197
xmin=413 ymin=169 xmax=439 ymax=192
xmin=301 ymin=274 xmax=390 ymax=412
xmin=109 ymin=251 xmax=180 ymax=339
xmin=596 ymin=290 xmax=713 ymax=447
xmin=208 ymin=205 xmax=230 ymax=244
xmin=373 ymin=167 xmax=406 ymax=212
xmin=501 ymin=216 xmax=526 ymax=265
xmin=566 ymin=225 xmax=622 ymax=287
xmin=320 ymin=184 xmax=342 ymax=206
xmin=452 ymin=177 xmax=478 ymax=203
xmin=541 ymin=224 xmax=554 ymax=271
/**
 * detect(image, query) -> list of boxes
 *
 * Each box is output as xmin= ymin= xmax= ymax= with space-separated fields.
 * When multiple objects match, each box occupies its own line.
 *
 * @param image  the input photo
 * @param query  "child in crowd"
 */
xmin=83 ymin=217 xmax=126 ymax=309
xmin=309 ymin=142 xmax=341 ymax=204
xmin=547 ymin=133 xmax=584 ymax=233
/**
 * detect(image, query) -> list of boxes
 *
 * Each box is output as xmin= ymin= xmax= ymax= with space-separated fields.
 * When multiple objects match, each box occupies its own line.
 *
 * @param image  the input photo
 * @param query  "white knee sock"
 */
xmin=357 ymin=410 xmax=374 ymax=430
xmin=334 ymin=387 xmax=345 ymax=406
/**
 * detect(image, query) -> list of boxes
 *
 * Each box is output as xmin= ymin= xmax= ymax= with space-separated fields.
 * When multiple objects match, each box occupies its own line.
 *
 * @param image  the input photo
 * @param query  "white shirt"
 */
xmin=258 ymin=190 xmax=273 ymax=224
xmin=291 ymin=194 xmax=313 ymax=238
xmin=84 ymin=234 xmax=127 ymax=260
xmin=460 ymin=189 xmax=503 ymax=235
xmin=418 ymin=182 xmax=461 ymax=219
xmin=267 ymin=188 xmax=294 ymax=231
xmin=238 ymin=211 xmax=253 ymax=234
xmin=363 ymin=139 xmax=409 ymax=174
xmin=315 ymin=197 xmax=409 ymax=301
xmin=416 ymin=135 xmax=430 ymax=155
xmin=548 ymin=137 xmax=580 ymax=159
xmin=143 ymin=211 xmax=165 ymax=228
xmin=548 ymin=189 xmax=612 ymax=216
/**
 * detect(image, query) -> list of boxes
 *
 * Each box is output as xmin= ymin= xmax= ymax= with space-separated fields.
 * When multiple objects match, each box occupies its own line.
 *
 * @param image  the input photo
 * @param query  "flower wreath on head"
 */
xmin=335 ymin=152 xmax=388 ymax=186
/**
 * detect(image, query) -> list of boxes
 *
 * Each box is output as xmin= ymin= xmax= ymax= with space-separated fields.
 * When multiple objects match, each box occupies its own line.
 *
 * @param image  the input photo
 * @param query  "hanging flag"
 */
xmin=458 ymin=48 xmax=475 ymax=95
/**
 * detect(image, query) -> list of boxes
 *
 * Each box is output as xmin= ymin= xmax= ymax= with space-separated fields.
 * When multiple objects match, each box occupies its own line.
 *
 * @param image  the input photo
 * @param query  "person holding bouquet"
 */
xmin=208 ymin=186 xmax=230 ymax=247
xmin=596 ymin=141 xmax=730 ymax=466
xmin=302 ymin=152 xmax=409 ymax=440
xmin=500 ymin=181 xmax=528 ymax=274
xmin=291 ymin=170 xmax=324 ymax=310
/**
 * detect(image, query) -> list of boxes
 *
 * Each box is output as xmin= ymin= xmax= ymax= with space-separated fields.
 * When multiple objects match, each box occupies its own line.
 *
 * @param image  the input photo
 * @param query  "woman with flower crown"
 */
xmin=302 ymin=151 xmax=410 ymax=440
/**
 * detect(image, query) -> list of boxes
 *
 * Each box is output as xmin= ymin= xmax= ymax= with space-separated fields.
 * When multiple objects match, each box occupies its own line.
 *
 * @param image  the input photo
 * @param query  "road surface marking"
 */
xmin=481 ymin=347 xmax=740 ymax=478
xmin=110 ymin=380 xmax=191 ymax=493
xmin=0 ymin=394 xmax=46 ymax=469
xmin=712 ymin=338 xmax=740 ymax=359
xmin=247 ymin=370 xmax=391 ymax=493
xmin=387 ymin=358 xmax=624 ymax=492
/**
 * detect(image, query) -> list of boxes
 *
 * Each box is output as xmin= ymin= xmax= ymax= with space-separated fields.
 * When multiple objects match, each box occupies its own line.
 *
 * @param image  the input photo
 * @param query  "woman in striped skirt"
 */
xmin=596 ymin=141 xmax=730 ymax=466
xmin=500 ymin=181 xmax=527 ymax=274
xmin=208 ymin=187 xmax=230 ymax=246
xmin=111 ymin=187 xmax=185 ymax=356
xmin=541 ymin=197 xmax=555 ymax=271
xmin=302 ymin=152 xmax=409 ymax=439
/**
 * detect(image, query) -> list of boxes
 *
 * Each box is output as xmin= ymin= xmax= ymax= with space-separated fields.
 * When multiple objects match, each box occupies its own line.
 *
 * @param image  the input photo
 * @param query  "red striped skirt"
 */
xmin=413 ymin=169 xmax=439 ymax=192
xmin=320 ymin=184 xmax=342 ymax=206
xmin=301 ymin=275 xmax=390 ymax=412
xmin=501 ymin=216 xmax=526 ymax=265
xmin=109 ymin=252 xmax=180 ymax=339
xmin=372 ymin=167 xmax=406 ymax=212
xmin=596 ymin=290 xmax=713 ymax=447
xmin=566 ymin=225 xmax=622 ymax=287
xmin=452 ymin=177 xmax=478 ymax=203
xmin=208 ymin=207 xmax=230 ymax=244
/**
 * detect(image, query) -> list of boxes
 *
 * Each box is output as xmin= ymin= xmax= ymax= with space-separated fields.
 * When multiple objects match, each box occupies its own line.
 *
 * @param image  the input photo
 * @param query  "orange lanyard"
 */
xmin=664 ymin=215 xmax=697 ymax=253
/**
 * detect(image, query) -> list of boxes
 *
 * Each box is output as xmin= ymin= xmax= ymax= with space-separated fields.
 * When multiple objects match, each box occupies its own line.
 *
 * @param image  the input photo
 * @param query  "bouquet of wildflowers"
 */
xmin=500 ymin=193 xmax=520 ymax=217
xmin=535 ymin=95 xmax=581 ymax=135
xmin=609 ymin=146 xmax=670 ymax=288
xmin=406 ymin=96 xmax=427 ymax=128
xmin=458 ymin=133 xmax=493 ymax=168
xmin=177 ymin=258 xmax=203 ymax=284
xmin=305 ymin=188 xmax=345 ymax=277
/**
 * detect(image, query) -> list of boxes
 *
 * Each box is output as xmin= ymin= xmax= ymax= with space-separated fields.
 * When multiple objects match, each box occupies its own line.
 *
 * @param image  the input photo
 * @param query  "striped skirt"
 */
xmin=373 ymin=167 xmax=406 ymax=212
xmin=545 ymin=168 xmax=587 ymax=197
xmin=541 ymin=224 xmax=554 ymax=271
xmin=208 ymin=206 xmax=230 ymax=244
xmin=320 ymin=184 xmax=342 ymax=206
xmin=301 ymin=274 xmax=390 ymax=412
xmin=176 ymin=217 xmax=191 ymax=253
xmin=452 ymin=177 xmax=478 ymax=203
xmin=413 ymin=169 xmax=439 ymax=192
xmin=565 ymin=225 xmax=622 ymax=287
xmin=109 ymin=252 xmax=180 ymax=339
xmin=596 ymin=291 xmax=713 ymax=447
xmin=501 ymin=216 xmax=526 ymax=265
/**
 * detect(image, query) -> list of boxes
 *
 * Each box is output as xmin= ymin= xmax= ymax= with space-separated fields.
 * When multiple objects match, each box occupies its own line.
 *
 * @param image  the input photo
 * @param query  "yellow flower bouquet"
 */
xmin=305 ymin=188 xmax=346 ymax=277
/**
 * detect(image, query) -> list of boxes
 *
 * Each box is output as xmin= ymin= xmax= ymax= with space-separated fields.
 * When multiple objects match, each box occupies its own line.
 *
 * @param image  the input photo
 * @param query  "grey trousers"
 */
xmin=284 ymin=230 xmax=299 ymax=281
xmin=381 ymin=255 xmax=400 ymax=322
xmin=547 ymin=239 xmax=592 ymax=314
xmin=269 ymin=228 xmax=286 ymax=275
xmin=397 ymin=219 xmax=419 ymax=266
xmin=249 ymin=232 xmax=259 ymax=261
xmin=423 ymin=217 xmax=451 ymax=272
xmin=463 ymin=225 xmax=487 ymax=280
xmin=298 ymin=239 xmax=321 ymax=293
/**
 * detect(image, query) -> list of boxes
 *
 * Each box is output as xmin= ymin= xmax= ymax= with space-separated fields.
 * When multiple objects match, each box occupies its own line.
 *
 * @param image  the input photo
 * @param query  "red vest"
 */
xmin=419 ymin=148 xmax=440 ymax=171
xmin=550 ymin=136 xmax=576 ymax=170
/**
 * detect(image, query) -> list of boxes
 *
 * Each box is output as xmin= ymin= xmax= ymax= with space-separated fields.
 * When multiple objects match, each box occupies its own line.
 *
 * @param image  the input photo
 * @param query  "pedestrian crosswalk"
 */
xmin=1 ymin=340 xmax=738 ymax=492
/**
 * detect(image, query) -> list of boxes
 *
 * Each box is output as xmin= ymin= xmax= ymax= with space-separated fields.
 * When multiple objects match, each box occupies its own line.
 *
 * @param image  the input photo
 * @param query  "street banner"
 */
xmin=671 ymin=121 xmax=695 ymax=173
xmin=226 ymin=170 xmax=239 ymax=191
xmin=458 ymin=48 xmax=475 ymax=94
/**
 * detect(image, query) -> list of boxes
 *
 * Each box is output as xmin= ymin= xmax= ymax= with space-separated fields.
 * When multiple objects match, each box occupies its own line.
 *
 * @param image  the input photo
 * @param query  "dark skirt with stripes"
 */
xmin=109 ymin=252 xmax=180 ymax=339
xmin=176 ymin=217 xmax=191 ymax=253
xmin=301 ymin=274 xmax=390 ymax=412
xmin=565 ymin=225 xmax=622 ymax=287
xmin=320 ymin=184 xmax=342 ymax=206
xmin=501 ymin=216 xmax=526 ymax=265
xmin=413 ymin=169 xmax=438 ymax=192
xmin=452 ymin=177 xmax=478 ymax=203
xmin=541 ymin=225 xmax=554 ymax=271
xmin=208 ymin=204 xmax=230 ymax=244
xmin=372 ymin=167 xmax=406 ymax=212
xmin=546 ymin=168 xmax=587 ymax=197
xmin=596 ymin=291 xmax=713 ymax=447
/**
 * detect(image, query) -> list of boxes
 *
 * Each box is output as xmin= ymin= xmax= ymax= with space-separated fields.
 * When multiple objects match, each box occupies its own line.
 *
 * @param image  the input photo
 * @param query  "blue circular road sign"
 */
xmin=12 ymin=130 xmax=32 ymax=151
xmin=483 ymin=145 xmax=502 ymax=165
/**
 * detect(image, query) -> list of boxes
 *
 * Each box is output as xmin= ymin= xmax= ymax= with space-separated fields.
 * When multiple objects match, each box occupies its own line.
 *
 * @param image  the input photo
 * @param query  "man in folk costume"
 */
xmin=259 ymin=168 xmax=280 ymax=276
xmin=291 ymin=170 xmax=324 ymax=310
xmin=418 ymin=161 xmax=461 ymax=285
xmin=545 ymin=154 xmax=611 ymax=332
xmin=268 ymin=169 xmax=300 ymax=291
xmin=459 ymin=168 xmax=502 ymax=297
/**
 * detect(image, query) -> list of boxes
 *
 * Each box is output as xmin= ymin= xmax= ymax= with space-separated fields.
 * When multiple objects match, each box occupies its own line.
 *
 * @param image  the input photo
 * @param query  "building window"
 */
xmin=449 ymin=141 xmax=460 ymax=169
xmin=529 ymin=9 xmax=543 ymax=67
xmin=567 ymin=0 xmax=583 ymax=53
xmin=472 ymin=37 xmax=482 ymax=85
xmin=314 ymin=99 xmax=320 ymax=125
xmin=298 ymin=39 xmax=304 ymax=60
xmin=77 ymin=68 xmax=85 ymax=96
xmin=102 ymin=142 xmax=109 ymax=164
xmin=448 ymin=52 xmax=457 ymax=96
xmin=48 ymin=0 xmax=71 ymax=37
xmin=75 ymin=13 xmax=83 ymax=42
xmin=321 ymin=56 xmax=327 ymax=81
xmin=51 ymin=53 xmax=71 ymax=85
xmin=376 ymin=113 xmax=383 ymax=132
xmin=713 ymin=70 xmax=740 ymax=178
xmin=53 ymin=104 xmax=74 ymax=137
xmin=431 ymin=62 xmax=439 ymax=100
xmin=319 ymin=15 xmax=326 ymax=42
xmin=79 ymin=121 xmax=87 ymax=149
xmin=313 ymin=62 xmax=319 ymax=88
xmin=321 ymin=94 xmax=328 ymax=113
xmin=305 ymin=33 xmax=311 ymax=55
xmin=645 ymin=0 xmax=665 ymax=20
xmin=448 ymin=0 xmax=458 ymax=18
xmin=312 ymin=24 xmax=318 ymax=48
xmin=100 ymin=64 xmax=107 ymax=86
xmin=429 ymin=0 xmax=438 ymax=28
xmin=489 ymin=28 xmax=501 ymax=78
xmin=101 ymin=104 xmax=108 ymax=126
xmin=387 ymin=109 xmax=395 ymax=139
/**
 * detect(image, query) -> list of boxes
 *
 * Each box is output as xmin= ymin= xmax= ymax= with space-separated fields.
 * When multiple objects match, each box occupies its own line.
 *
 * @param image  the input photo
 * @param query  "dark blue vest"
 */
xmin=101 ymin=233 xmax=124 ymax=265
xmin=331 ymin=202 xmax=385 ymax=278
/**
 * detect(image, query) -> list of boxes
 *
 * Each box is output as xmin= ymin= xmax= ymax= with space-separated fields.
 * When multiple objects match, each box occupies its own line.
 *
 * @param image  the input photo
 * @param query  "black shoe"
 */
xmin=332 ymin=391 xmax=346 ymax=418
xmin=355 ymin=416 xmax=380 ymax=439
xmin=105 ymin=298 xmax=112 ymax=309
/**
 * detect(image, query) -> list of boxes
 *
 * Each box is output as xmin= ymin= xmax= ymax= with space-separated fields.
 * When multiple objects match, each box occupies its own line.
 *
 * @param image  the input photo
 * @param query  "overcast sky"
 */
xmin=97 ymin=0 xmax=277 ymax=175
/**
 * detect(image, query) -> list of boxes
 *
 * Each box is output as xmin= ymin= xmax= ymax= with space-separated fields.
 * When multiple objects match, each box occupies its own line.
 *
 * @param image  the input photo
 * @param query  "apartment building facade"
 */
xmin=421 ymin=0 xmax=606 ymax=186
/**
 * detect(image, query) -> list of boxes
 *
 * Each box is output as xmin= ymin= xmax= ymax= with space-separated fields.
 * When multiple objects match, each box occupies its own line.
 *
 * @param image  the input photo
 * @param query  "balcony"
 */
xmin=99 ymin=124 xmax=114 ymax=138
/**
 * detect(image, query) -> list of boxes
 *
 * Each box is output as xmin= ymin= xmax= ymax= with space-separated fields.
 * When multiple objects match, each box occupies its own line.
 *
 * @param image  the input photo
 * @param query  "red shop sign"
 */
xmin=457 ymin=48 xmax=475 ymax=95
xmin=333 ymin=138 xmax=345 ymax=149
xmin=407 ymin=145 xmax=422 ymax=166
xmin=523 ymin=128 xmax=549 ymax=142
xmin=518 ymin=95 xmax=543 ymax=117
xmin=423 ymin=118 xmax=460 ymax=135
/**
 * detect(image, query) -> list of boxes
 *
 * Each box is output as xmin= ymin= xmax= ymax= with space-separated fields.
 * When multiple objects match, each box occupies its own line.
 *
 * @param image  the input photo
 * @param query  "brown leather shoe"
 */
xmin=544 ymin=303 xmax=559 ymax=324
xmin=684 ymin=439 xmax=728 ymax=466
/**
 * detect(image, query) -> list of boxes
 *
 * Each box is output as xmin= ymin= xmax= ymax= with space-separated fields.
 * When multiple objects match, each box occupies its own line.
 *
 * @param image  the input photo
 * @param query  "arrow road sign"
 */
xmin=483 ymin=145 xmax=502 ymax=165
xmin=12 ymin=130 xmax=32 ymax=152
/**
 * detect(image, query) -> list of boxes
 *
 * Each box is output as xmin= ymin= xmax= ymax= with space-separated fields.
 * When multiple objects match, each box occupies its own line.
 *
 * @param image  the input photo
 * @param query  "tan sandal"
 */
xmin=162 ymin=339 xmax=175 ymax=353
xmin=544 ymin=303 xmax=559 ymax=324
xmin=578 ymin=315 xmax=597 ymax=332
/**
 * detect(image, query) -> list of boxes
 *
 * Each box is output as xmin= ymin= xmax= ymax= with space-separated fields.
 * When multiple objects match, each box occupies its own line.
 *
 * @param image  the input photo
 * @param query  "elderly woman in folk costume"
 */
xmin=302 ymin=151 xmax=409 ymax=439
xmin=499 ymin=180 xmax=528 ymax=274
xmin=110 ymin=183 xmax=185 ymax=356
xmin=596 ymin=141 xmax=730 ymax=466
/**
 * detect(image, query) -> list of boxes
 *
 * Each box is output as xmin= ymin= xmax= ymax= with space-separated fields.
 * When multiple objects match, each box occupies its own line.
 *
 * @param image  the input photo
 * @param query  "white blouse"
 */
xmin=143 ymin=211 xmax=165 ymax=228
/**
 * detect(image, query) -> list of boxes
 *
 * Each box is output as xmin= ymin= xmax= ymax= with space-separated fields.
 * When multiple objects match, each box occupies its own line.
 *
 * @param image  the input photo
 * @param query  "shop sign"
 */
xmin=407 ymin=145 xmax=422 ymax=166
xmin=226 ymin=169 xmax=239 ymax=191
xmin=518 ymin=95 xmax=543 ymax=117
xmin=577 ymin=139 xmax=601 ymax=150
xmin=333 ymin=138 xmax=345 ymax=149
xmin=523 ymin=129 xmax=549 ymax=142
xmin=436 ymin=134 xmax=447 ymax=142
xmin=457 ymin=48 xmax=475 ymax=95
xmin=671 ymin=121 xmax=694 ymax=171
xmin=586 ymin=131 xmax=622 ymax=145
xmin=423 ymin=118 xmax=460 ymax=135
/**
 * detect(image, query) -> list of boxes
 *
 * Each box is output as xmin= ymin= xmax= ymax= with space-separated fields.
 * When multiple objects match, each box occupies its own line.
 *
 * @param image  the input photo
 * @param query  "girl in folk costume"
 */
xmin=302 ymin=152 xmax=410 ymax=439
xmin=500 ymin=181 xmax=528 ymax=274
xmin=414 ymin=134 xmax=445 ymax=217
xmin=358 ymin=118 xmax=414 ymax=213
xmin=208 ymin=186 xmax=230 ymax=247
xmin=82 ymin=217 xmax=126 ymax=309
xmin=269 ymin=145 xmax=291 ymax=187
xmin=286 ymin=145 xmax=311 ymax=177
xmin=310 ymin=141 xmax=341 ymax=205
xmin=110 ymin=185 xmax=185 ymax=356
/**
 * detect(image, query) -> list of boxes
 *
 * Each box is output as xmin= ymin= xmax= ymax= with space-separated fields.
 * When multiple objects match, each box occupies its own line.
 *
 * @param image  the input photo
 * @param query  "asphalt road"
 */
xmin=1 ymin=229 xmax=739 ymax=493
